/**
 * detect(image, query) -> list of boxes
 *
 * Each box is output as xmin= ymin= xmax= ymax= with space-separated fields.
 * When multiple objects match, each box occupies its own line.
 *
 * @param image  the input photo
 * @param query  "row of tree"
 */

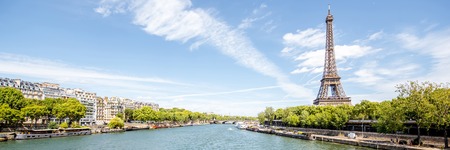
xmin=257 ymin=81 xmax=450 ymax=147
xmin=122 ymin=107 xmax=255 ymax=125
xmin=258 ymin=104 xmax=352 ymax=130
xmin=0 ymin=87 xmax=86 ymax=129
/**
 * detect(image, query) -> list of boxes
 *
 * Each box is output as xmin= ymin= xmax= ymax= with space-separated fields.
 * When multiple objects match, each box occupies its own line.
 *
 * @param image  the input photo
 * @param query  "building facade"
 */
xmin=96 ymin=96 xmax=160 ymax=123
xmin=1 ymin=77 xmax=160 ymax=126
xmin=38 ymin=82 xmax=76 ymax=99
xmin=96 ymin=97 xmax=105 ymax=124
xmin=0 ymin=78 xmax=44 ymax=100
xmin=66 ymin=88 xmax=97 ymax=126
xmin=103 ymin=96 xmax=124 ymax=123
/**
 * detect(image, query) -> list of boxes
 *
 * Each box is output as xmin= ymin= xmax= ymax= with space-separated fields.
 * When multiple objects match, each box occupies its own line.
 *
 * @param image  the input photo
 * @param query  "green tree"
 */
xmin=264 ymin=107 xmax=275 ymax=126
xmin=158 ymin=111 xmax=170 ymax=122
xmin=66 ymin=98 xmax=86 ymax=125
xmin=0 ymin=87 xmax=27 ymax=110
xmin=299 ymin=110 xmax=310 ymax=127
xmin=397 ymin=81 xmax=437 ymax=144
xmin=134 ymin=106 xmax=157 ymax=122
xmin=274 ymin=108 xmax=286 ymax=120
xmin=116 ymin=113 xmax=124 ymax=120
xmin=283 ymin=114 xmax=300 ymax=127
xmin=331 ymin=106 xmax=350 ymax=129
xmin=53 ymin=103 xmax=69 ymax=124
xmin=108 ymin=117 xmax=124 ymax=129
xmin=352 ymin=100 xmax=380 ymax=120
xmin=124 ymin=108 xmax=134 ymax=122
xmin=316 ymin=112 xmax=331 ymax=129
xmin=42 ymin=98 xmax=63 ymax=124
xmin=53 ymin=98 xmax=86 ymax=125
xmin=21 ymin=104 xmax=47 ymax=129
xmin=0 ymin=103 xmax=24 ymax=130
xmin=431 ymin=87 xmax=450 ymax=148
xmin=0 ymin=104 xmax=9 ymax=123
xmin=374 ymin=100 xmax=405 ymax=133
xmin=174 ymin=111 xmax=188 ymax=123
xmin=307 ymin=114 xmax=317 ymax=128
xmin=257 ymin=112 xmax=265 ymax=125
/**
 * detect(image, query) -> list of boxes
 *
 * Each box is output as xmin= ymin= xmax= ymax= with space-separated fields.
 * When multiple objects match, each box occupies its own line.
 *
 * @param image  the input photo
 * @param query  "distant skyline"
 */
xmin=1 ymin=0 xmax=449 ymax=116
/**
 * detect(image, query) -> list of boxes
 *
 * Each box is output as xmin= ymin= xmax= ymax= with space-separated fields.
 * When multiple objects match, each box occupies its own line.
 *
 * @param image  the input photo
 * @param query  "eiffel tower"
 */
xmin=313 ymin=5 xmax=351 ymax=105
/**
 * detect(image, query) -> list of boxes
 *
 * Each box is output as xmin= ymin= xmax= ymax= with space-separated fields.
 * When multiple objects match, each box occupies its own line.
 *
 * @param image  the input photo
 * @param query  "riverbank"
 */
xmin=0 ymin=122 xmax=211 ymax=141
xmin=246 ymin=126 xmax=442 ymax=150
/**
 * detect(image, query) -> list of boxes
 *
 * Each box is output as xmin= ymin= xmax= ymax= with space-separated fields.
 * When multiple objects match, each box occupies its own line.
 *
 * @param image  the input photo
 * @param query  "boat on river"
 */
xmin=15 ymin=128 xmax=91 ymax=140
xmin=235 ymin=122 xmax=247 ymax=129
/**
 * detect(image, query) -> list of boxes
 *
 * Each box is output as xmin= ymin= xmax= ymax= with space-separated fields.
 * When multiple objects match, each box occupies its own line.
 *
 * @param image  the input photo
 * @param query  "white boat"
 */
xmin=235 ymin=122 xmax=247 ymax=129
xmin=15 ymin=128 xmax=91 ymax=140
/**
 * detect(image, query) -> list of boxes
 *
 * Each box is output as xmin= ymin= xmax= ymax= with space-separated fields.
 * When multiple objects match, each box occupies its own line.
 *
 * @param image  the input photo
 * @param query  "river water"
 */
xmin=0 ymin=124 xmax=371 ymax=150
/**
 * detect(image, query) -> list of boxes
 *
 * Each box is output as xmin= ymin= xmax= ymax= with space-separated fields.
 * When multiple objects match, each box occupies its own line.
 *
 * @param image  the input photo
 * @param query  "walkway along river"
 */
xmin=0 ymin=124 xmax=371 ymax=150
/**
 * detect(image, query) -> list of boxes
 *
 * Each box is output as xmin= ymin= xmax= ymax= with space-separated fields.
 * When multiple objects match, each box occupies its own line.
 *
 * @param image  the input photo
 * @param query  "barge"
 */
xmin=15 ymin=128 xmax=91 ymax=140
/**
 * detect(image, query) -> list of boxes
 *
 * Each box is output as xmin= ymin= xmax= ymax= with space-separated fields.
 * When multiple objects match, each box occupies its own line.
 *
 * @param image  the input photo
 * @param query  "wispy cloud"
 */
xmin=281 ymin=28 xmax=325 ymax=55
xmin=396 ymin=28 xmax=450 ymax=83
xmin=342 ymin=27 xmax=450 ymax=104
xmin=0 ymin=53 xmax=180 ymax=85
xmin=368 ymin=31 xmax=384 ymax=41
xmin=238 ymin=3 xmax=272 ymax=30
xmin=160 ymin=85 xmax=280 ymax=99
xmin=96 ymin=0 xmax=314 ymax=99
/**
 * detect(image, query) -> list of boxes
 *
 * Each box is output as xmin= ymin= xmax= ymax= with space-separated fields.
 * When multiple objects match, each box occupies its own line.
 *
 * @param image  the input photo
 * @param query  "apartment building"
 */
xmin=66 ymin=88 xmax=97 ymax=126
xmin=0 ymin=78 xmax=44 ymax=100
xmin=96 ymin=96 xmax=159 ymax=123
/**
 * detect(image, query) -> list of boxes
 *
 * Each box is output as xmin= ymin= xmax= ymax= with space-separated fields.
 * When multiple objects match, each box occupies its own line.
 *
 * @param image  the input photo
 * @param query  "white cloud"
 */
xmin=252 ymin=3 xmax=267 ymax=14
xmin=0 ymin=53 xmax=179 ymax=85
xmin=290 ymin=67 xmax=323 ymax=74
xmin=282 ymin=28 xmax=325 ymax=50
xmin=238 ymin=3 xmax=272 ymax=30
xmin=346 ymin=59 xmax=420 ymax=86
xmin=346 ymin=69 xmax=383 ymax=86
xmin=161 ymin=85 xmax=280 ymax=99
xmin=294 ymin=49 xmax=323 ymax=67
xmin=261 ymin=20 xmax=277 ymax=33
xmin=96 ymin=0 xmax=314 ymax=99
xmin=335 ymin=45 xmax=380 ymax=61
xmin=368 ymin=31 xmax=383 ymax=41
xmin=396 ymin=28 xmax=450 ymax=83
xmin=291 ymin=67 xmax=310 ymax=74
xmin=0 ymin=53 xmax=191 ymax=99
xmin=238 ymin=18 xmax=256 ymax=29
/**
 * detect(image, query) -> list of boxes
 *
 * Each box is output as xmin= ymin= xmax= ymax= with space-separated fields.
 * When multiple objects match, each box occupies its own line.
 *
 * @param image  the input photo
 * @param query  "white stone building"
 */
xmin=37 ymin=82 xmax=76 ymax=99
xmin=96 ymin=96 xmax=159 ymax=123
xmin=66 ymin=88 xmax=97 ymax=126
xmin=0 ymin=78 xmax=44 ymax=100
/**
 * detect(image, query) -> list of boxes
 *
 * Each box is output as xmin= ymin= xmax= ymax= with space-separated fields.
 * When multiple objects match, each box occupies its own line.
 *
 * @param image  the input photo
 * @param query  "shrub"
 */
xmin=108 ymin=117 xmax=124 ymax=129
xmin=48 ymin=122 xmax=59 ymax=129
xmin=71 ymin=122 xmax=81 ymax=128
xmin=60 ymin=122 xmax=68 ymax=128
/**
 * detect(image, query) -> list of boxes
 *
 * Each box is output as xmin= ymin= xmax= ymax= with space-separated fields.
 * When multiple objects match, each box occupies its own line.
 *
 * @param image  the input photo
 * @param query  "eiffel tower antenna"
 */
xmin=313 ymin=5 xmax=351 ymax=106
xmin=328 ymin=4 xmax=331 ymax=15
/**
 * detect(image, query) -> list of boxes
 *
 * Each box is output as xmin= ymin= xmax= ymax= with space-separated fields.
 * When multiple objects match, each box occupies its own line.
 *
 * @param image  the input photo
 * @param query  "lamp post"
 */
xmin=361 ymin=116 xmax=364 ymax=138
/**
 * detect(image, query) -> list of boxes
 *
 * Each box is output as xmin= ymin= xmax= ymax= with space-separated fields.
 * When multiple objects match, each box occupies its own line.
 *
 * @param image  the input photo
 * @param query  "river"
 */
xmin=0 ymin=124 xmax=371 ymax=150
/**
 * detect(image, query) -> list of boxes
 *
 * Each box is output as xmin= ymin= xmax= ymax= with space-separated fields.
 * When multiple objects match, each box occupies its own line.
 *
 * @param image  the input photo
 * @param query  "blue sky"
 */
xmin=1 ymin=0 xmax=449 ymax=116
